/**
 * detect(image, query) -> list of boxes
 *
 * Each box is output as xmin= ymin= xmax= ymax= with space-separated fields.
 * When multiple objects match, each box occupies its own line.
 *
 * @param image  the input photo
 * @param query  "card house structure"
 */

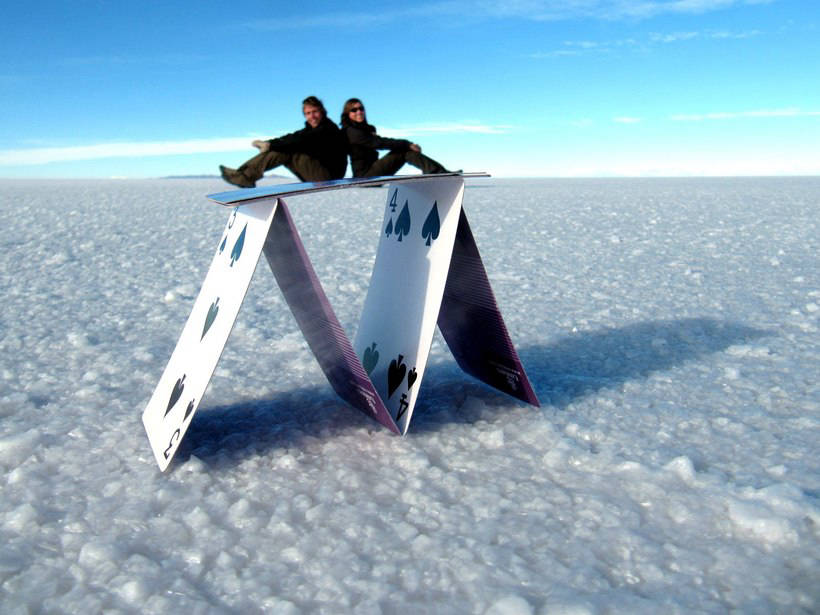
xmin=142 ymin=173 xmax=539 ymax=471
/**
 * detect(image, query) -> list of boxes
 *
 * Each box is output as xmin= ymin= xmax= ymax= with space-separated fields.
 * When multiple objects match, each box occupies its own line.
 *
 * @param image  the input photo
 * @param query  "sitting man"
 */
xmin=220 ymin=96 xmax=348 ymax=188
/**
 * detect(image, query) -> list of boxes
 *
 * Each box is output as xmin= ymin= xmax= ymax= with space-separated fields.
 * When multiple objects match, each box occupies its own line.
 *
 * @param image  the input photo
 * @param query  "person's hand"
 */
xmin=252 ymin=139 xmax=270 ymax=152
xmin=409 ymin=143 xmax=421 ymax=153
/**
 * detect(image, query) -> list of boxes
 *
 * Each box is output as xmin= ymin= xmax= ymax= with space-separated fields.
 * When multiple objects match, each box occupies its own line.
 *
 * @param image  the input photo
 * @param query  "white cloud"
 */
xmin=708 ymin=29 xmax=761 ymax=39
xmin=0 ymin=137 xmax=252 ymax=166
xmin=529 ymin=49 xmax=584 ymax=58
xmin=650 ymin=31 xmax=700 ymax=43
xmin=0 ymin=122 xmax=511 ymax=167
xmin=530 ymin=38 xmax=637 ymax=58
xmin=533 ymin=26 xmax=759 ymax=59
xmin=566 ymin=40 xmax=602 ymax=49
xmin=243 ymin=0 xmax=776 ymax=29
xmin=476 ymin=0 xmax=775 ymax=21
xmin=578 ymin=0 xmax=775 ymax=20
xmin=671 ymin=108 xmax=820 ymax=121
xmin=649 ymin=28 xmax=761 ymax=42
xmin=614 ymin=116 xmax=642 ymax=123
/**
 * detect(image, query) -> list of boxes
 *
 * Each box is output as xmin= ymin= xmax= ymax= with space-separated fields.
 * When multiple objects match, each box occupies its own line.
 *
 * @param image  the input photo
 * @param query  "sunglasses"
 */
xmin=349 ymin=106 xmax=365 ymax=113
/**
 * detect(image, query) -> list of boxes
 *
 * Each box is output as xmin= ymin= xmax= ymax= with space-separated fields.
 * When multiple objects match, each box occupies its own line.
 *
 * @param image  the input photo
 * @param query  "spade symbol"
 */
xmin=165 ymin=374 xmax=186 ymax=416
xmin=385 ymin=217 xmax=393 ymax=238
xmin=396 ymin=394 xmax=409 ymax=422
xmin=407 ymin=367 xmax=418 ymax=390
xmin=230 ymin=223 xmax=247 ymax=266
xmin=394 ymin=201 xmax=411 ymax=242
xmin=201 ymin=298 xmax=219 ymax=340
xmin=218 ymin=234 xmax=227 ymax=254
xmin=387 ymin=354 xmax=407 ymax=398
xmin=184 ymin=398 xmax=196 ymax=421
xmin=363 ymin=342 xmax=379 ymax=375
xmin=421 ymin=201 xmax=440 ymax=246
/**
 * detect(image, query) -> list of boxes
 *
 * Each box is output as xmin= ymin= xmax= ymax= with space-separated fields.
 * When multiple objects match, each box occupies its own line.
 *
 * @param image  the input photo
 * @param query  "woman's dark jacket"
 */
xmin=344 ymin=120 xmax=411 ymax=177
xmin=268 ymin=117 xmax=349 ymax=179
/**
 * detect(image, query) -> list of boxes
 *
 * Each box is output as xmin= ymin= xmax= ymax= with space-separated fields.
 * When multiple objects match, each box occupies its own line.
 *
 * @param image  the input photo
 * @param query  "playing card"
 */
xmin=262 ymin=200 xmax=399 ymax=433
xmin=437 ymin=209 xmax=540 ymax=407
xmin=353 ymin=177 xmax=465 ymax=432
xmin=142 ymin=199 xmax=277 ymax=471
xmin=140 ymin=174 xmax=541 ymax=471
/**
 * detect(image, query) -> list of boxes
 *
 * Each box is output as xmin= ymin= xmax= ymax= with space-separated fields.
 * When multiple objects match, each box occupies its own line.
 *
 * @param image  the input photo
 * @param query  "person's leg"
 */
xmin=287 ymin=153 xmax=333 ymax=182
xmin=364 ymin=150 xmax=448 ymax=177
xmin=363 ymin=150 xmax=407 ymax=177
xmin=405 ymin=150 xmax=448 ymax=174
xmin=239 ymin=150 xmax=292 ymax=181
xmin=220 ymin=150 xmax=293 ymax=188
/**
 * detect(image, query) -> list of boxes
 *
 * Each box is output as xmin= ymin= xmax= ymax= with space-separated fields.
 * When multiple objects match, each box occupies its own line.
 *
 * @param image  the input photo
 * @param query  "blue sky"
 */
xmin=1 ymin=0 xmax=817 ymax=178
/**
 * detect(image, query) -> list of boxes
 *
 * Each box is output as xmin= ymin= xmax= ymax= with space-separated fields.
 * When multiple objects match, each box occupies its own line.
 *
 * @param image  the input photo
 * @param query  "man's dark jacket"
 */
xmin=344 ymin=121 xmax=411 ymax=177
xmin=268 ymin=117 xmax=348 ymax=179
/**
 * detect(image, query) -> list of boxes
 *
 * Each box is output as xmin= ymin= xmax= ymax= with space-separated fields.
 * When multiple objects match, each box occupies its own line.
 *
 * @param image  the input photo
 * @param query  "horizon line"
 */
xmin=1 ymin=172 xmax=817 ymax=181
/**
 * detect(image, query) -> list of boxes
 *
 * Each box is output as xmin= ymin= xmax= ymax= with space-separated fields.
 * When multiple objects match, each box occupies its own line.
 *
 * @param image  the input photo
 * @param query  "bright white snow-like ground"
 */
xmin=0 ymin=177 xmax=818 ymax=614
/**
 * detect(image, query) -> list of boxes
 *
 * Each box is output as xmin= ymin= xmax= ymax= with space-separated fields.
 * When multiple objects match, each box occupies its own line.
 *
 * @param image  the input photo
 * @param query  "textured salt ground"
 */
xmin=0 ymin=177 xmax=818 ymax=613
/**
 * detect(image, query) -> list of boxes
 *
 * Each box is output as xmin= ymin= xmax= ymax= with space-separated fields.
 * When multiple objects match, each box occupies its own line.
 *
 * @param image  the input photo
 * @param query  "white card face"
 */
xmin=142 ymin=200 xmax=278 ymax=470
xmin=353 ymin=178 xmax=465 ymax=432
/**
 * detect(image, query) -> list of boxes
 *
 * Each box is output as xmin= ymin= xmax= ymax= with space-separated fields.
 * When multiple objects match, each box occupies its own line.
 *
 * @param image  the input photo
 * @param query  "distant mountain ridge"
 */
xmin=161 ymin=175 xmax=219 ymax=179
xmin=162 ymin=174 xmax=291 ymax=180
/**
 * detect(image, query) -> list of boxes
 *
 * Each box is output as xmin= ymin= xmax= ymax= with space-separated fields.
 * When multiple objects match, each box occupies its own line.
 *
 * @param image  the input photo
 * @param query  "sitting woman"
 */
xmin=340 ymin=98 xmax=449 ymax=178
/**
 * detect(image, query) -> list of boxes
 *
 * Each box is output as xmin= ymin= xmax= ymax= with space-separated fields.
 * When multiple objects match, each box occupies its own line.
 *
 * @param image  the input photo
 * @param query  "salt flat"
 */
xmin=0 ymin=176 xmax=817 ymax=613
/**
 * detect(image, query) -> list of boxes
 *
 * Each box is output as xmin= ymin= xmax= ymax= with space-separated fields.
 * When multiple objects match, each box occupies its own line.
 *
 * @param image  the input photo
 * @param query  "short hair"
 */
xmin=302 ymin=95 xmax=327 ymax=118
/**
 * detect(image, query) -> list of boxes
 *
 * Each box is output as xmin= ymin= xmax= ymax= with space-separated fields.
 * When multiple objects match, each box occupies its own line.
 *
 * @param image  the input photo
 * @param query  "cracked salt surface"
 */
xmin=1 ymin=177 xmax=818 ymax=613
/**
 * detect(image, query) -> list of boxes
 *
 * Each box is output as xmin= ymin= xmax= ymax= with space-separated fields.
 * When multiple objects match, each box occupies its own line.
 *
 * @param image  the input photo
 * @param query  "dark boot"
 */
xmin=219 ymin=165 xmax=255 ymax=188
